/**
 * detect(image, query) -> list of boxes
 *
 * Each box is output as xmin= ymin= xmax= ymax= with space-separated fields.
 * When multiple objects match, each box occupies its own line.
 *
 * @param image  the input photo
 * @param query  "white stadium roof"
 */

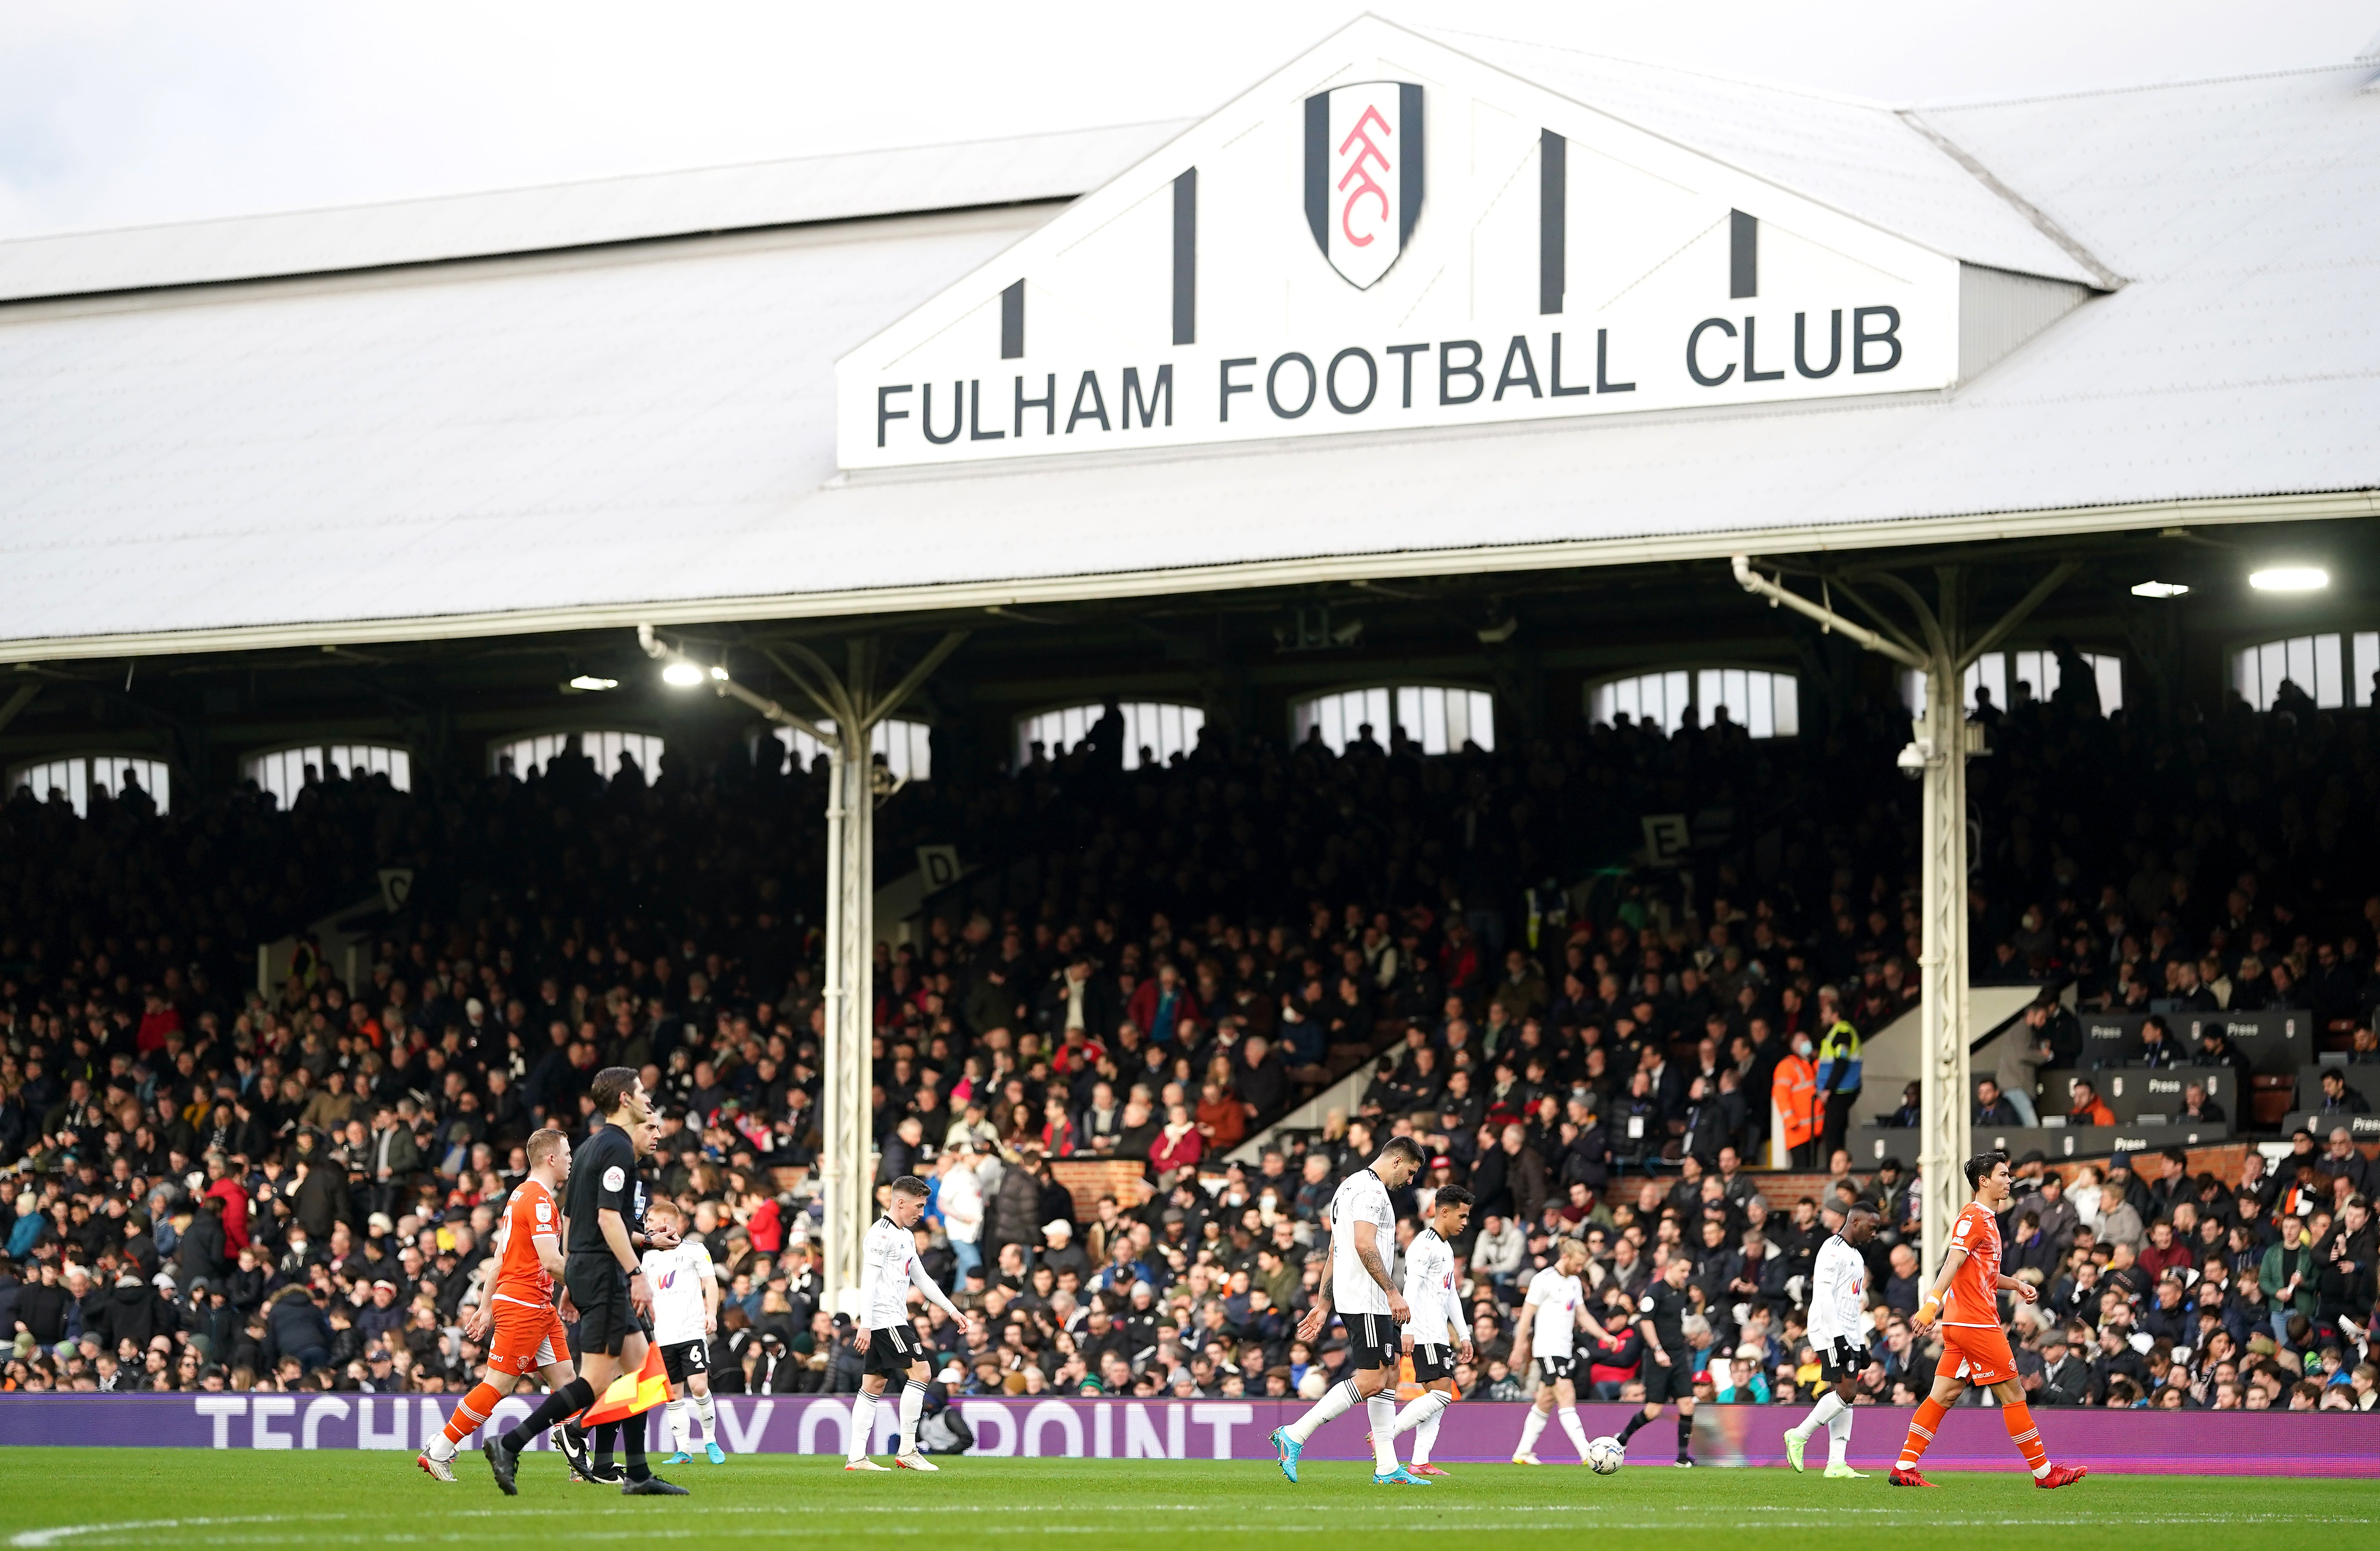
xmin=0 ymin=19 xmax=2375 ymax=660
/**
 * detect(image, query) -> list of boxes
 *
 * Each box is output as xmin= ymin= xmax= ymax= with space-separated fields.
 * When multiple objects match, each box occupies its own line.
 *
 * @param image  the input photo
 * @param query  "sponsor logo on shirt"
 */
xmin=603 ymin=1165 xmax=626 ymax=1192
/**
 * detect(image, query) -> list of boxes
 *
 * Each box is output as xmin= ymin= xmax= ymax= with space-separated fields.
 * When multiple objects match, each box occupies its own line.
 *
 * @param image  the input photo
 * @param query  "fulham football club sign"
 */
xmin=1304 ymin=82 xmax=1423 ymax=289
xmin=833 ymin=17 xmax=2054 ymax=470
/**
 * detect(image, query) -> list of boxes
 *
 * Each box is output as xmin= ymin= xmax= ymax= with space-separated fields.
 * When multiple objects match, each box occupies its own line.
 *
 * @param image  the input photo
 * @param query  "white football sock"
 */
xmin=1516 ymin=1405 xmax=1549 ymax=1457
xmin=1797 ymin=1390 xmax=1847 ymax=1438
xmin=1390 ymin=1390 xmax=1438 ymax=1436
xmin=898 ymin=1382 xmax=927 ymax=1453
xmin=664 ymin=1399 xmax=688 ymax=1453
xmin=1286 ymin=1379 xmax=1361 ymax=1444
xmin=1558 ymin=1405 xmax=1592 ymax=1461
xmin=1827 ymin=1405 xmax=1854 ymax=1467
xmin=426 ymin=1432 xmax=457 ymax=1463
xmin=1367 ymin=1392 xmax=1399 ymax=1474
xmin=691 ymin=1391 xmax=717 ymax=1445
xmin=847 ymin=1390 xmax=878 ymax=1461
xmin=1411 ymin=1392 xmax=1448 ymax=1465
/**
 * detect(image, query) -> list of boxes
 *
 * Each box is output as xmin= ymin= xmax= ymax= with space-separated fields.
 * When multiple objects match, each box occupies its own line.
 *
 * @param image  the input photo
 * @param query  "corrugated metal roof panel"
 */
xmin=0 ymin=65 xmax=2373 ymax=656
xmin=0 ymin=120 xmax=1192 ymax=304
xmin=1432 ymin=29 xmax=2108 ymax=286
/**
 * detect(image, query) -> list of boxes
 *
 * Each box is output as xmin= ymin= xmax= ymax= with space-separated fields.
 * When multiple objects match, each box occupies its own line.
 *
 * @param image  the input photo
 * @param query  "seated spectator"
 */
xmin=2066 ymin=1079 xmax=2116 ymax=1128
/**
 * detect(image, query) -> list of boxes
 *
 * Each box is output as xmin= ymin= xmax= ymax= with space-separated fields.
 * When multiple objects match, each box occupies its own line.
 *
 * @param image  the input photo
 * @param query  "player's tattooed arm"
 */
xmin=1356 ymin=1235 xmax=1394 ymax=1293
xmin=1354 ymin=1220 xmax=1409 ymax=1321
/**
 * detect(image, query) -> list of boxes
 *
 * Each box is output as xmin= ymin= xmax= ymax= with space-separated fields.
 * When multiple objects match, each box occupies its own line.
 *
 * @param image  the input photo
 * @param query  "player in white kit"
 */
xmin=1783 ymin=1202 xmax=1879 ymax=1478
xmin=638 ymin=1198 xmax=725 ymax=1464
xmin=1379 ymin=1185 xmax=1474 ymax=1475
xmin=847 ymin=1175 xmax=967 ymax=1473
xmin=1508 ymin=1237 xmax=1612 ymax=1464
xmin=1270 ymin=1135 xmax=1430 ymax=1486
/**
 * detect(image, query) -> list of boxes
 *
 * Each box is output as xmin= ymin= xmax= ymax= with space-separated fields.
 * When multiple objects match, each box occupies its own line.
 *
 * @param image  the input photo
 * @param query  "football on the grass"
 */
xmin=1587 ymin=1436 xmax=1624 ymax=1474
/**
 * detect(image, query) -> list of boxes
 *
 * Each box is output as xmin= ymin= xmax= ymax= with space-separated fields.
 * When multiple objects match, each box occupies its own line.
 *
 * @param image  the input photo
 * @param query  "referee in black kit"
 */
xmin=486 ymin=1066 xmax=688 ymax=1495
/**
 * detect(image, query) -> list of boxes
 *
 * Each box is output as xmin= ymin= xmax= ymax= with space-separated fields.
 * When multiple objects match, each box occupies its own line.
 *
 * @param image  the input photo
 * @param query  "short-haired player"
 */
xmin=1893 ymin=1152 xmax=2086 ymax=1490
xmin=1614 ymin=1250 xmax=1700 ymax=1466
xmin=1270 ymin=1135 xmax=1431 ymax=1487
xmin=1379 ymin=1185 xmax=1475 ymax=1475
xmin=1509 ymin=1236 xmax=1612 ymax=1464
xmin=417 ymin=1127 xmax=577 ymax=1480
xmin=640 ymin=1198 xmax=725 ymax=1465
xmin=847 ymin=1175 xmax=968 ymax=1472
xmin=1783 ymin=1202 xmax=1878 ymax=1477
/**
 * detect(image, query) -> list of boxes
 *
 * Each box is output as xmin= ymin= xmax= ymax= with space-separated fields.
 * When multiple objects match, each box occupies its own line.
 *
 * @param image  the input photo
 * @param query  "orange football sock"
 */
xmin=2002 ymin=1402 xmax=2050 ymax=1478
xmin=443 ymin=1382 xmax=503 ymax=1448
xmin=1896 ymin=1397 xmax=1948 ymax=1470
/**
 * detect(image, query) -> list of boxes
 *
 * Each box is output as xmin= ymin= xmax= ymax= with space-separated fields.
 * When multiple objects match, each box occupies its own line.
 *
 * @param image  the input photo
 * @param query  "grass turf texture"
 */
xmin=1 ymin=1452 xmax=2368 ymax=1551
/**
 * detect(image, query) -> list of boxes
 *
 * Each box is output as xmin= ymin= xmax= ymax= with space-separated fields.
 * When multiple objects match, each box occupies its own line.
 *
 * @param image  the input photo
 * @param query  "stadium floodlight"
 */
xmin=567 ymin=675 xmax=620 ymax=691
xmin=2248 ymin=566 xmax=2327 ymax=592
xmin=661 ymin=661 xmax=706 ymax=687
xmin=2129 ymin=581 xmax=2189 ymax=599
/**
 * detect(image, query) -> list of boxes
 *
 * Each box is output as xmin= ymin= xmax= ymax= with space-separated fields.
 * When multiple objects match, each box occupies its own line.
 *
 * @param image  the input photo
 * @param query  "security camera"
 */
xmin=1896 ymin=739 xmax=1932 ymax=779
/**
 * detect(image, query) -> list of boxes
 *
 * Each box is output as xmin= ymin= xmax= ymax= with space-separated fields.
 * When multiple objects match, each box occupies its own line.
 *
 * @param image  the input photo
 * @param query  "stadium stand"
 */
xmin=3 ymin=671 xmax=2378 ymax=1417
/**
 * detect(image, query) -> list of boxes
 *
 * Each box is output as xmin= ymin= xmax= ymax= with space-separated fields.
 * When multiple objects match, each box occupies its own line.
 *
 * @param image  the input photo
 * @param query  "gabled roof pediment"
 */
xmin=838 ymin=15 xmax=2100 ymax=469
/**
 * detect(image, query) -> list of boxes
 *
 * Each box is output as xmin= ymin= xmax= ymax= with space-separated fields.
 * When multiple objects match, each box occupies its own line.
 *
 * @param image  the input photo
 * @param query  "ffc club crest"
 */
xmin=1303 ymin=81 xmax=1424 ymax=289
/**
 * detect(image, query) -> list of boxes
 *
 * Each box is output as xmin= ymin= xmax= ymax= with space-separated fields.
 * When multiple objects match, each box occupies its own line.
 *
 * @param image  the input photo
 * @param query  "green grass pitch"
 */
xmin=2 ymin=1452 xmax=2368 ymax=1551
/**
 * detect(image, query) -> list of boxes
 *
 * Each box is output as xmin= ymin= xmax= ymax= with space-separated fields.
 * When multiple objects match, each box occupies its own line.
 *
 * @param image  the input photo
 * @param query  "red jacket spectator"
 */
xmin=1148 ymin=1109 xmax=1204 ymax=1176
xmin=204 ymin=1175 xmax=250 ymax=1253
xmin=136 ymin=995 xmax=182 ymax=1055
xmin=1125 ymin=963 xmax=1202 ymax=1046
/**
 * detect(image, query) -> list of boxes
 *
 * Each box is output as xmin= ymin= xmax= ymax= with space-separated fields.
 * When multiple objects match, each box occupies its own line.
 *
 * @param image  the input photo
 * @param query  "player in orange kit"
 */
xmin=417 ymin=1127 xmax=578 ymax=1480
xmin=1891 ymin=1150 xmax=2086 ymax=1490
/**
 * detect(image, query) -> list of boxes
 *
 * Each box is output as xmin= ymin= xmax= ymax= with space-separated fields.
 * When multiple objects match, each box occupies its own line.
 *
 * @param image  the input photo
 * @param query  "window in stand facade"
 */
xmin=1290 ymin=686 xmax=1496 ymax=754
xmin=2229 ymin=632 xmax=2378 ymax=710
xmin=1589 ymin=669 xmax=1798 ymax=737
xmin=489 ymin=731 xmax=666 ymax=783
xmin=768 ymin=718 xmax=931 ymax=781
xmin=1899 ymin=650 xmax=2125 ymax=718
xmin=241 ymin=744 xmax=412 ymax=808
xmin=1015 ymin=703 xmax=1204 ymax=770
xmin=5 ymin=754 xmax=172 ymax=817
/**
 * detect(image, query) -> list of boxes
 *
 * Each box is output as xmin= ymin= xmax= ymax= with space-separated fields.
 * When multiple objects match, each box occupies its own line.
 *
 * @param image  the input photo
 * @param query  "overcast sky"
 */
xmin=2 ymin=0 xmax=2375 ymax=241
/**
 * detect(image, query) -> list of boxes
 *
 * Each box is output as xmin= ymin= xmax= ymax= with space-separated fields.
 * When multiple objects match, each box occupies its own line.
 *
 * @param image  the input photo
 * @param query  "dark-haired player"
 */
xmin=1784 ymin=1201 xmax=1878 ymax=1478
xmin=1382 ymin=1184 xmax=1475 ymax=1474
xmin=846 ymin=1174 xmax=968 ymax=1472
xmin=1271 ymin=1135 xmax=1431 ymax=1487
xmin=1892 ymin=1151 xmax=2086 ymax=1490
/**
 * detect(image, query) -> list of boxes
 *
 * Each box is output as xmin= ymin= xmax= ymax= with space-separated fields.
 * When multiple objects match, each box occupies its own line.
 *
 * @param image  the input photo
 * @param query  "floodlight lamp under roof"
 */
xmin=2248 ymin=567 xmax=2328 ymax=592
xmin=661 ymin=661 xmax=707 ymax=687
xmin=2129 ymin=581 xmax=2190 ymax=599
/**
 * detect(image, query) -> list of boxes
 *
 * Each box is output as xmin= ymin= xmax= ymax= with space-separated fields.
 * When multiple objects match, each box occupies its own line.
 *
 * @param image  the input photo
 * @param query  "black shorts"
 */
xmin=1536 ymin=1351 xmax=1579 ymax=1386
xmin=1411 ymin=1342 xmax=1457 ymax=1384
xmin=861 ymin=1322 xmax=928 ymax=1379
xmin=564 ymin=1257 xmax=637 ymax=1357
xmin=1341 ymin=1312 xmax=1401 ymax=1373
xmin=1639 ymin=1347 xmax=1697 ymax=1404
xmin=1821 ymin=1337 xmax=1870 ymax=1386
xmin=660 ymin=1338 xmax=711 ymax=1385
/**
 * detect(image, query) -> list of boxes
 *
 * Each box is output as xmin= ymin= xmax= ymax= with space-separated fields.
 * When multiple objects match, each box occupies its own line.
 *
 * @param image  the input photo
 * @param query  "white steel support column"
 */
xmin=1915 ymin=646 xmax=1969 ymax=1278
xmin=1731 ymin=556 xmax=2073 ymax=1279
xmin=820 ymin=730 xmax=875 ymax=1303
xmin=639 ymin=622 xmax=965 ymax=1313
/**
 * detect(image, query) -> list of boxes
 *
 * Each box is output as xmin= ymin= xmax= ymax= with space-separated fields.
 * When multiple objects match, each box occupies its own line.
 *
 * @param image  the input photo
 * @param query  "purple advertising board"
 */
xmin=0 ymin=1395 xmax=2369 ymax=1475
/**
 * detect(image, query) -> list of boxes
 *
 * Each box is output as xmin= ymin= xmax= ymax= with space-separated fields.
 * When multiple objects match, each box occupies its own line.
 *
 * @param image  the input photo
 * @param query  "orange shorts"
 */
xmin=487 ymin=1295 xmax=569 ymax=1377
xmin=1939 ymin=1323 xmax=2018 ymax=1387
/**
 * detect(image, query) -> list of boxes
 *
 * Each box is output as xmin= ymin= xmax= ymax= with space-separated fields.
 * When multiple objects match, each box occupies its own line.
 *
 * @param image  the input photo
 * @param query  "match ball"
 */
xmin=1586 ymin=1435 xmax=1624 ymax=1474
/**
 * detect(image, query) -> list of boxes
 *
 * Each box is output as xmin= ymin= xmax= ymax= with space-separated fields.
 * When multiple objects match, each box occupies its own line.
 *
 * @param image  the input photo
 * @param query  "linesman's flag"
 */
xmin=580 ymin=1343 xmax=669 ymax=1424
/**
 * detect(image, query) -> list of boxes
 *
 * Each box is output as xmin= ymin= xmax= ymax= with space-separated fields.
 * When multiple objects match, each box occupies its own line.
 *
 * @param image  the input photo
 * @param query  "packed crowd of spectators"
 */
xmin=0 ymin=664 xmax=2377 ymax=1413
